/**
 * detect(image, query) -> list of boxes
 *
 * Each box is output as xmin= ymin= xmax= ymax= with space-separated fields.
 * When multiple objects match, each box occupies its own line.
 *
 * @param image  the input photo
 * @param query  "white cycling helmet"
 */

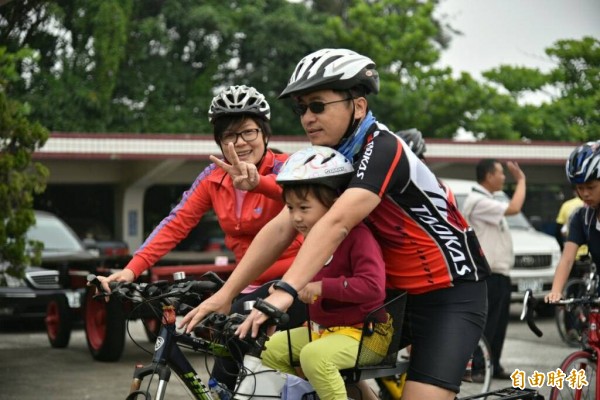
xmin=276 ymin=146 xmax=354 ymax=190
xmin=279 ymin=48 xmax=379 ymax=99
xmin=208 ymin=85 xmax=271 ymax=123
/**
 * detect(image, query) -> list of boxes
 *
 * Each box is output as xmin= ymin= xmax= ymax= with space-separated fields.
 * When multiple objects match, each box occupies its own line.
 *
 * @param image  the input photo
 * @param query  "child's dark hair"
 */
xmin=282 ymin=183 xmax=338 ymax=208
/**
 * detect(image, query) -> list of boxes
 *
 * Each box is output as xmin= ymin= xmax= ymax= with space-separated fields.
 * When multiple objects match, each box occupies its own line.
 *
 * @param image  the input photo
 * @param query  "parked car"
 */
xmin=0 ymin=210 xmax=103 ymax=348
xmin=442 ymin=178 xmax=561 ymax=302
xmin=67 ymin=217 xmax=130 ymax=265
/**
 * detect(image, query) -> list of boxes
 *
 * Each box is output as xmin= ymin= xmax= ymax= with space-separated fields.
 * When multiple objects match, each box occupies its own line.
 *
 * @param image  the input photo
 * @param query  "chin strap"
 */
xmin=336 ymin=111 xmax=376 ymax=160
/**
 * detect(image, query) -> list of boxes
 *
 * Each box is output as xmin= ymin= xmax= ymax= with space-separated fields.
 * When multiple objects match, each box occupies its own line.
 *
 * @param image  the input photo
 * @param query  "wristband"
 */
xmin=273 ymin=280 xmax=298 ymax=299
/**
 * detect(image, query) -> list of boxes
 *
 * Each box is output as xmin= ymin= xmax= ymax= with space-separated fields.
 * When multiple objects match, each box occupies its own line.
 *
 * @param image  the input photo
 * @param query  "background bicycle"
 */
xmin=524 ymin=289 xmax=599 ymax=400
xmin=554 ymin=259 xmax=598 ymax=347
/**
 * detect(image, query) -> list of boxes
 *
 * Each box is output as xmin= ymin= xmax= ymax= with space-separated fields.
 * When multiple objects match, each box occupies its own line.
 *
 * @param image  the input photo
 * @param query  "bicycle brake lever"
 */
xmin=253 ymin=298 xmax=290 ymax=326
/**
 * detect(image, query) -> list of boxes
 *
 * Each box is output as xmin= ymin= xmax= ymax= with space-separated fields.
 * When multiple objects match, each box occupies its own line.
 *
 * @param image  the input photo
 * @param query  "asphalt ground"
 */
xmin=0 ymin=305 xmax=574 ymax=400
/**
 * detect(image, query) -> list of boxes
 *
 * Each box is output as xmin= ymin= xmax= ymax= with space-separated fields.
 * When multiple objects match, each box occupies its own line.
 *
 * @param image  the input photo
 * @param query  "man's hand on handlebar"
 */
xmin=235 ymin=290 xmax=294 ymax=339
xmin=545 ymin=291 xmax=564 ymax=303
xmin=179 ymin=290 xmax=233 ymax=334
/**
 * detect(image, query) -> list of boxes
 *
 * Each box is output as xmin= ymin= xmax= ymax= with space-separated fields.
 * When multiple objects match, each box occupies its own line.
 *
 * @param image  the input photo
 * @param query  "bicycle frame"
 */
xmin=551 ymin=304 xmax=600 ymax=400
xmin=523 ymin=288 xmax=600 ymax=400
xmin=87 ymin=273 xmax=297 ymax=400
xmin=129 ymin=305 xmax=231 ymax=399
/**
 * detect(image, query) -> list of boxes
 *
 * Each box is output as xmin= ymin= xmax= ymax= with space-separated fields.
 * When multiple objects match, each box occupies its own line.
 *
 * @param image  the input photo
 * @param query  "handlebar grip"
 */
xmin=254 ymin=298 xmax=290 ymax=326
xmin=188 ymin=280 xmax=219 ymax=293
xmin=520 ymin=289 xmax=543 ymax=338
xmin=86 ymin=273 xmax=122 ymax=294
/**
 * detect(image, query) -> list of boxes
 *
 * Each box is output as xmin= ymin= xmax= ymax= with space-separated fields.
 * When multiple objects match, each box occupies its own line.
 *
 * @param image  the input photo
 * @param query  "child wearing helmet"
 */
xmin=546 ymin=140 xmax=600 ymax=303
xmin=261 ymin=146 xmax=392 ymax=400
xmin=181 ymin=50 xmax=489 ymax=400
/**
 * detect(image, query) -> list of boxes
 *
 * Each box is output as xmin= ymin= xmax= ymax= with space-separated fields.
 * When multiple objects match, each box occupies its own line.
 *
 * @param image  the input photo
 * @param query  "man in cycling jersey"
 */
xmin=181 ymin=49 xmax=490 ymax=400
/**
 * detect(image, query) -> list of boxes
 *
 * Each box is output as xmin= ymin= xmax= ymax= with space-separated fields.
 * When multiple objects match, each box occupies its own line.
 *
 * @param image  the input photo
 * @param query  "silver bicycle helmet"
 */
xmin=566 ymin=140 xmax=600 ymax=184
xmin=279 ymin=48 xmax=379 ymax=99
xmin=208 ymin=85 xmax=271 ymax=123
xmin=276 ymin=146 xmax=354 ymax=190
xmin=397 ymin=128 xmax=427 ymax=159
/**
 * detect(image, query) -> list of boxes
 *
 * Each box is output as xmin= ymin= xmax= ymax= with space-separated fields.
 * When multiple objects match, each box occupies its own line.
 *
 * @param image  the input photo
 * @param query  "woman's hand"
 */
xmin=95 ymin=269 xmax=135 ymax=294
xmin=210 ymin=143 xmax=260 ymax=191
xmin=179 ymin=290 xmax=233 ymax=333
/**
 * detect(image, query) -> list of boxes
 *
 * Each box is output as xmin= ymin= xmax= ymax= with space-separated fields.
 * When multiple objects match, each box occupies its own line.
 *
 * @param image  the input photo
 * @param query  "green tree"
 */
xmin=483 ymin=37 xmax=600 ymax=141
xmin=0 ymin=47 xmax=49 ymax=282
xmin=324 ymin=0 xmax=515 ymax=138
xmin=1 ymin=0 xmax=333 ymax=135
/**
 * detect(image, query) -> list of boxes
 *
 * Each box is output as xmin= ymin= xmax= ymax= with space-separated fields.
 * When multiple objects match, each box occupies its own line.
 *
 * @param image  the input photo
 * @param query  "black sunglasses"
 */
xmin=292 ymin=97 xmax=353 ymax=116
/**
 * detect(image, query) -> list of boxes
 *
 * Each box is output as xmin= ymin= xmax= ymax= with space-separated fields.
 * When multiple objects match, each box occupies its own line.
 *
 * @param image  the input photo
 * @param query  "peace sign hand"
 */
xmin=209 ymin=143 xmax=260 ymax=191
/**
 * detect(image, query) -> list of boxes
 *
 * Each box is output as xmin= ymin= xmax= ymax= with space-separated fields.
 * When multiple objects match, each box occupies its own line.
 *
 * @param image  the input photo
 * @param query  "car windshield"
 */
xmin=454 ymin=193 xmax=532 ymax=230
xmin=27 ymin=214 xmax=85 ymax=252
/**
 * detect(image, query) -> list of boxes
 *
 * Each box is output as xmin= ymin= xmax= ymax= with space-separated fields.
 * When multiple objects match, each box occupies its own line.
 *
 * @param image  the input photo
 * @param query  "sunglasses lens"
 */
xmin=292 ymin=104 xmax=307 ymax=116
xmin=308 ymin=102 xmax=326 ymax=114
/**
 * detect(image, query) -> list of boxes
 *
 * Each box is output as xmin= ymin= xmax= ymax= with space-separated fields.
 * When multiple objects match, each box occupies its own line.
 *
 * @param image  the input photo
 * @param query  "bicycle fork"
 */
xmin=130 ymin=363 xmax=172 ymax=399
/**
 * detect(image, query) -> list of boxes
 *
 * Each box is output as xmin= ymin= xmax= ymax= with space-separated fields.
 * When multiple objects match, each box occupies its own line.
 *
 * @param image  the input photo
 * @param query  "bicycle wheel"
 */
xmin=549 ymin=350 xmax=597 ymax=400
xmin=555 ymin=278 xmax=587 ymax=348
xmin=459 ymin=336 xmax=493 ymax=397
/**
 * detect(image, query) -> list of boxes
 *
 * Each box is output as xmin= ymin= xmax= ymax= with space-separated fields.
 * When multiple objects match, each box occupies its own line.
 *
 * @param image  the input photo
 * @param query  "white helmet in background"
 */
xmin=276 ymin=146 xmax=354 ymax=190
xmin=208 ymin=85 xmax=271 ymax=123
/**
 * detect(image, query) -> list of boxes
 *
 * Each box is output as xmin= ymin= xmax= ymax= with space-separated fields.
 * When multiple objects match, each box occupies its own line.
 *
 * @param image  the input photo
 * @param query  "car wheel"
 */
xmin=45 ymin=296 xmax=72 ymax=348
xmin=84 ymin=287 xmax=126 ymax=361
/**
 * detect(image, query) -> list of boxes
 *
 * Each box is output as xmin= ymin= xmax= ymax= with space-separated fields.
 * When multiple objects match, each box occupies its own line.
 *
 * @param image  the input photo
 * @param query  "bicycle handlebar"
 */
xmin=520 ymin=289 xmax=543 ymax=337
xmin=87 ymin=271 xmax=224 ymax=303
xmin=520 ymin=288 xmax=600 ymax=338
xmin=87 ymin=272 xmax=290 ymax=351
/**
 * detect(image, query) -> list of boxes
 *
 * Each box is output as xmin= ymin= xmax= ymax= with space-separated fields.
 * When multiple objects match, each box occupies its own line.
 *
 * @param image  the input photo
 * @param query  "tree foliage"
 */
xmin=0 ymin=0 xmax=598 ymax=141
xmin=483 ymin=37 xmax=600 ymax=141
xmin=0 ymin=47 xmax=49 ymax=281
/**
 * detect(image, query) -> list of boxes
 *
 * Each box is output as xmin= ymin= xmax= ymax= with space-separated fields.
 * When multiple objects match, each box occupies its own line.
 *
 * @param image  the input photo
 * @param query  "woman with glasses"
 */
xmin=98 ymin=85 xmax=304 ymax=389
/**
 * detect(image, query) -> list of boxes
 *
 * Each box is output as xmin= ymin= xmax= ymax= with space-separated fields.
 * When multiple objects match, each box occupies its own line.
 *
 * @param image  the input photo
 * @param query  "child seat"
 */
xmin=339 ymin=289 xmax=407 ymax=383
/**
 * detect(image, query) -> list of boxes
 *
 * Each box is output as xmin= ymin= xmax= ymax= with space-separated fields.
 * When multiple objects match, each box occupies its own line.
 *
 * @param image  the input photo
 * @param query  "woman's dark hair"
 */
xmin=282 ymin=184 xmax=338 ymax=209
xmin=212 ymin=115 xmax=272 ymax=146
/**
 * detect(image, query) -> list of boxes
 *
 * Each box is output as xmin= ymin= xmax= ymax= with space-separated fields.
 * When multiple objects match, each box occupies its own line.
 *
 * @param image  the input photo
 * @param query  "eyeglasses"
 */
xmin=292 ymin=98 xmax=353 ymax=116
xmin=220 ymin=128 xmax=261 ymax=145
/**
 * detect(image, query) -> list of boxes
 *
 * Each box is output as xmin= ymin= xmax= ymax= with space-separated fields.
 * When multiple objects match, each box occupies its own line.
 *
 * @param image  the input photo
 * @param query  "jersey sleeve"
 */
xmin=126 ymin=166 xmax=215 ymax=277
xmin=348 ymin=131 xmax=410 ymax=197
xmin=252 ymin=174 xmax=283 ymax=200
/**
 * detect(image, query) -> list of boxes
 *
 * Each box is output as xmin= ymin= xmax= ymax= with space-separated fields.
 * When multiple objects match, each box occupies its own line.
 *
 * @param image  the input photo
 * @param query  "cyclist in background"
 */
xmin=182 ymin=48 xmax=490 ymax=400
xmin=261 ymin=146 xmax=391 ymax=400
xmin=397 ymin=128 xmax=457 ymax=207
xmin=546 ymin=140 xmax=600 ymax=303
xmin=555 ymin=188 xmax=584 ymax=251
xmin=397 ymin=128 xmax=427 ymax=161
xmin=97 ymin=85 xmax=304 ymax=389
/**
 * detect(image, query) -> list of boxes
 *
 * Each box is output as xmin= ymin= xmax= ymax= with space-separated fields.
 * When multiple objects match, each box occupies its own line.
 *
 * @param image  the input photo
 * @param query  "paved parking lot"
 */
xmin=0 ymin=306 xmax=573 ymax=400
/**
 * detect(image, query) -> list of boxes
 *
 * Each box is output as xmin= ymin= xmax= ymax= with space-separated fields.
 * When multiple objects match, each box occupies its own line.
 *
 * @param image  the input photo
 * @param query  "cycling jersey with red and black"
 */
xmin=347 ymin=123 xmax=490 ymax=294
